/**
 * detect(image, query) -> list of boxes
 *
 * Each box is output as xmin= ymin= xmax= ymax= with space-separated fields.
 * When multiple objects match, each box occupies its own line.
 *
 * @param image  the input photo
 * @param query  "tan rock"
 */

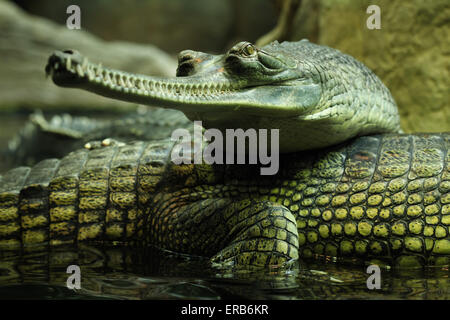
xmin=291 ymin=0 xmax=449 ymax=132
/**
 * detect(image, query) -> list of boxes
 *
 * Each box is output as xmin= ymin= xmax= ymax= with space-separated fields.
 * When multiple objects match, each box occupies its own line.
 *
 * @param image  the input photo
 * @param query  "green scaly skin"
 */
xmin=0 ymin=133 xmax=449 ymax=268
xmin=45 ymin=40 xmax=401 ymax=153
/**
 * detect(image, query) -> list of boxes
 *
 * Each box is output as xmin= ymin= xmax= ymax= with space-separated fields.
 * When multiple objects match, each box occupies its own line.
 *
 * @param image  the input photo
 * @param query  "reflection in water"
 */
xmin=0 ymin=244 xmax=448 ymax=300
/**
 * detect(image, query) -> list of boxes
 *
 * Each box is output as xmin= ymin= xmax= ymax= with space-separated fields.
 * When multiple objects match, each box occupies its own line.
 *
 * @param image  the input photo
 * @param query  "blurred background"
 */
xmin=0 ymin=0 xmax=449 ymax=149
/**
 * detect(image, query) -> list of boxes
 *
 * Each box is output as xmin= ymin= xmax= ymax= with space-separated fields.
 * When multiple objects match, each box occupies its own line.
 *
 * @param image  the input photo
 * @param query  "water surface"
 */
xmin=0 ymin=245 xmax=448 ymax=300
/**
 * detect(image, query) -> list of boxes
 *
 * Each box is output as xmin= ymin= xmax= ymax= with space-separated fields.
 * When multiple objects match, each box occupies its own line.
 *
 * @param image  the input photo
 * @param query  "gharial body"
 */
xmin=0 ymin=40 xmax=449 ymax=269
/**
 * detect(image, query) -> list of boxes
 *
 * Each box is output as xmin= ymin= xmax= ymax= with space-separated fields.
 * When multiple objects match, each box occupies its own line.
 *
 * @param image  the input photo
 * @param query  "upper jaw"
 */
xmin=45 ymin=49 xmax=319 ymax=117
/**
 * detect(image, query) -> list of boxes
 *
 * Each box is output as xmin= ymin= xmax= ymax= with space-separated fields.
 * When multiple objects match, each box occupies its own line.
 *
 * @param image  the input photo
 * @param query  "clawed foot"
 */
xmin=84 ymin=138 xmax=125 ymax=150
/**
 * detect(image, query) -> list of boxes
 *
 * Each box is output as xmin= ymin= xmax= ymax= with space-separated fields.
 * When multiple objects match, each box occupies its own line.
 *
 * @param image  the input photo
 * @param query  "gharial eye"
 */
xmin=242 ymin=44 xmax=255 ymax=56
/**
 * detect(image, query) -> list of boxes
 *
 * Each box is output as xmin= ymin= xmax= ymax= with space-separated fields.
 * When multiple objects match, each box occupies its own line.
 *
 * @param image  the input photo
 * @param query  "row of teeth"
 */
xmin=54 ymin=57 xmax=234 ymax=96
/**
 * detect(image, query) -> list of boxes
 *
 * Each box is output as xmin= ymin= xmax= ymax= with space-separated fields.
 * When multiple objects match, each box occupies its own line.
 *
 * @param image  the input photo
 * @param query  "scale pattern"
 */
xmin=0 ymin=133 xmax=449 ymax=267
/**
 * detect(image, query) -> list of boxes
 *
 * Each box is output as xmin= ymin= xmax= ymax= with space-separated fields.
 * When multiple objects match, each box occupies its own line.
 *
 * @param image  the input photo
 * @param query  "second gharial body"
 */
xmin=0 ymin=132 xmax=449 ymax=269
xmin=0 ymin=40 xmax=449 ymax=270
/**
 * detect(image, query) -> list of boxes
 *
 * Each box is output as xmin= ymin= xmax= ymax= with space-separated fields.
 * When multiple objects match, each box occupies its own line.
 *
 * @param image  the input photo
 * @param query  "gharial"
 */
xmin=0 ymin=40 xmax=449 ymax=269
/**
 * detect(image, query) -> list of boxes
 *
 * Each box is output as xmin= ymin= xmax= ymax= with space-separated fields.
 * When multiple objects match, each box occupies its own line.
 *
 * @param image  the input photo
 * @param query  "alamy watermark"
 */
xmin=366 ymin=264 xmax=381 ymax=290
xmin=170 ymin=121 xmax=280 ymax=175
xmin=366 ymin=5 xmax=381 ymax=30
xmin=66 ymin=5 xmax=81 ymax=29
xmin=66 ymin=264 xmax=81 ymax=290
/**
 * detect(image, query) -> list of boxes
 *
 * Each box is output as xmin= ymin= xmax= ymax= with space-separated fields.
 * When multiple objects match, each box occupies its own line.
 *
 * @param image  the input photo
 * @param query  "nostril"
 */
xmin=178 ymin=50 xmax=196 ymax=63
xmin=63 ymin=49 xmax=74 ymax=54
xmin=178 ymin=55 xmax=192 ymax=63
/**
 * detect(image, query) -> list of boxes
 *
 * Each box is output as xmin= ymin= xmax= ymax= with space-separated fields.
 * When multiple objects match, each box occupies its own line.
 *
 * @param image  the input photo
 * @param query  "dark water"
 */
xmin=0 ymin=244 xmax=449 ymax=300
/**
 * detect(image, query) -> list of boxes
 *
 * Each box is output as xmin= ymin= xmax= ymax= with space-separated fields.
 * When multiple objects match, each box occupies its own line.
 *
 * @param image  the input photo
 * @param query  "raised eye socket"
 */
xmin=242 ymin=44 xmax=255 ymax=56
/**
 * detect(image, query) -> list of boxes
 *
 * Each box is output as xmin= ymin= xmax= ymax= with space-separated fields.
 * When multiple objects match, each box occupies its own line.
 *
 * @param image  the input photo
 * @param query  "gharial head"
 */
xmin=45 ymin=40 xmax=401 ymax=152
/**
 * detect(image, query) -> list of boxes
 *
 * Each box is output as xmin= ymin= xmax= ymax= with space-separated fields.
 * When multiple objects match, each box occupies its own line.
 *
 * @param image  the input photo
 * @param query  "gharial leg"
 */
xmin=148 ymin=196 xmax=299 ymax=269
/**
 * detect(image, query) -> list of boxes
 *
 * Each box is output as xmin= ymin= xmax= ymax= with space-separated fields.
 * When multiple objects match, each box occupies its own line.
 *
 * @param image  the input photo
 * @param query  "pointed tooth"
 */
xmin=76 ymin=64 xmax=84 ymax=77
xmin=82 ymin=57 xmax=88 ymax=68
xmin=104 ymin=72 xmax=111 ymax=84
xmin=66 ymin=57 xmax=71 ymax=70
xmin=193 ymin=84 xmax=200 ymax=95
xmin=136 ymin=79 xmax=142 ymax=89
xmin=174 ymin=84 xmax=182 ymax=95
xmin=205 ymin=84 xmax=211 ymax=95
xmin=108 ymin=72 xmax=115 ymax=84
xmin=119 ymin=75 xmax=125 ymax=87
xmin=96 ymin=64 xmax=102 ymax=76
xmin=126 ymin=77 xmax=133 ymax=88
xmin=89 ymin=69 xmax=95 ymax=80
